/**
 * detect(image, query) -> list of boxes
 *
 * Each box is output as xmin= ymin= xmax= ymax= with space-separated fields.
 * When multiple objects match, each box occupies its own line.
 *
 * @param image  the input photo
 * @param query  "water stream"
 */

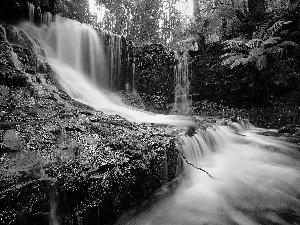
xmin=116 ymin=123 xmax=300 ymax=225
xmin=19 ymin=16 xmax=300 ymax=225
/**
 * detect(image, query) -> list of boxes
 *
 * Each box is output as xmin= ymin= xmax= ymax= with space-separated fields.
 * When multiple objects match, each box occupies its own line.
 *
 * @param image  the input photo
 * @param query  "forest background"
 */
xmin=2 ymin=0 xmax=300 ymax=129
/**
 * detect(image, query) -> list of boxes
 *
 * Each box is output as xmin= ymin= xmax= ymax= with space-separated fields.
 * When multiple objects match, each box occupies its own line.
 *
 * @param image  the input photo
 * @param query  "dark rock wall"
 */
xmin=0 ymin=0 xmax=56 ymax=24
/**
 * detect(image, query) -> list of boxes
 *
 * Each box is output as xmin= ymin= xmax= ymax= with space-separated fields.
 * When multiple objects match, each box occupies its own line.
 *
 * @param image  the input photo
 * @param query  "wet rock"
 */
xmin=0 ymin=64 xmax=29 ymax=87
xmin=1 ymin=24 xmax=36 ymax=52
xmin=0 ymin=28 xmax=15 ymax=67
xmin=0 ymin=85 xmax=11 ymax=108
xmin=1 ymin=129 xmax=25 ymax=151
xmin=37 ymin=56 xmax=49 ymax=73
xmin=0 ymin=22 xmax=181 ymax=225
xmin=278 ymin=125 xmax=300 ymax=135
xmin=0 ymin=26 xmax=7 ymax=41
xmin=0 ymin=27 xmax=32 ymax=87
xmin=11 ymin=44 xmax=37 ymax=74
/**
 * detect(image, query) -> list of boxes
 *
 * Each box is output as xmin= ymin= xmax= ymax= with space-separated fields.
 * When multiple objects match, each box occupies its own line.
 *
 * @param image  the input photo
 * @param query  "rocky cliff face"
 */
xmin=0 ymin=23 xmax=180 ymax=225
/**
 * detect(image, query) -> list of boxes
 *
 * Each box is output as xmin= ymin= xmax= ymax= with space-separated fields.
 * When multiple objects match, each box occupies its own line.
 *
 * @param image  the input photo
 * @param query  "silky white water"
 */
xmin=20 ymin=16 xmax=196 ymax=127
xmin=19 ymin=18 xmax=300 ymax=225
xmin=117 ymin=124 xmax=300 ymax=225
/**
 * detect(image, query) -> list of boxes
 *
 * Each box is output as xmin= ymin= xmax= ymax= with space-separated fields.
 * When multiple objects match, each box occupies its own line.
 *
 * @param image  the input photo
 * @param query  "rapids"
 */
xmin=19 ymin=17 xmax=300 ymax=225
xmin=116 ymin=124 xmax=300 ymax=225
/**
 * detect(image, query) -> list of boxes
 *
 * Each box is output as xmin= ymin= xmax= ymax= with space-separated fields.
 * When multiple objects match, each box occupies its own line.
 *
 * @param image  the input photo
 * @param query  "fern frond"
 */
xmin=249 ymin=47 xmax=265 ymax=57
xmin=277 ymin=41 xmax=299 ymax=48
xmin=220 ymin=52 xmax=237 ymax=59
xmin=246 ymin=39 xmax=263 ymax=49
xmin=230 ymin=57 xmax=249 ymax=69
xmin=268 ymin=21 xmax=292 ymax=36
xmin=266 ymin=46 xmax=284 ymax=59
xmin=262 ymin=37 xmax=282 ymax=47
xmin=253 ymin=23 xmax=269 ymax=39
xmin=247 ymin=55 xmax=258 ymax=63
xmin=280 ymin=30 xmax=289 ymax=37
xmin=222 ymin=40 xmax=248 ymax=52
xmin=255 ymin=55 xmax=267 ymax=70
xmin=221 ymin=54 xmax=245 ymax=66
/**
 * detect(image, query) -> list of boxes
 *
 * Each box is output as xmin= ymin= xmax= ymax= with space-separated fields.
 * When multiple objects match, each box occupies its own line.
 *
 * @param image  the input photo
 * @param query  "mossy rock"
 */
xmin=0 ymin=64 xmax=29 ymax=87
xmin=11 ymin=44 xmax=37 ymax=74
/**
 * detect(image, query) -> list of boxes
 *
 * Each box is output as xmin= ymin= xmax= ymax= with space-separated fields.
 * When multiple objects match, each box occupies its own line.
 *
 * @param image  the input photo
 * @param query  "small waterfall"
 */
xmin=132 ymin=61 xmax=136 ymax=90
xmin=3 ymin=26 xmax=23 ymax=70
xmin=102 ymin=30 xmax=122 ymax=90
xmin=173 ymin=51 xmax=191 ymax=114
xmin=114 ymin=34 xmax=122 ymax=90
xmin=37 ymin=7 xmax=42 ymax=24
xmin=48 ymin=183 xmax=60 ymax=225
xmin=179 ymin=128 xmax=214 ymax=170
xmin=11 ymin=51 xmax=22 ymax=70
xmin=42 ymin=12 xmax=53 ymax=26
xmin=117 ymin=121 xmax=300 ymax=225
xmin=28 ymin=2 xmax=35 ymax=23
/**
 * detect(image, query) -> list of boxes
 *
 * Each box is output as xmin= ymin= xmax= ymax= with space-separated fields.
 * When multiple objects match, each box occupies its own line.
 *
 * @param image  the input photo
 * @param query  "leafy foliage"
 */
xmin=134 ymin=43 xmax=176 ymax=112
xmin=188 ymin=2 xmax=300 ymax=109
xmin=53 ymin=0 xmax=93 ymax=24
xmin=267 ymin=20 xmax=292 ymax=36
xmin=93 ymin=0 xmax=189 ymax=50
xmin=216 ymin=16 xmax=300 ymax=107
xmin=221 ymin=21 xmax=299 ymax=72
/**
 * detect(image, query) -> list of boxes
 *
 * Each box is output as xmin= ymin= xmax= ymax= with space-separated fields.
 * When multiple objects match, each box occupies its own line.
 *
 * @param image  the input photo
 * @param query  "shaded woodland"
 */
xmin=1 ymin=1 xmax=300 ymax=224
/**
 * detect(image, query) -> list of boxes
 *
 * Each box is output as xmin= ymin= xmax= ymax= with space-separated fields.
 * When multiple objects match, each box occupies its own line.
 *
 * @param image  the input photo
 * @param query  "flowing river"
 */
xmin=116 ymin=123 xmax=300 ymax=225
xmin=19 ymin=16 xmax=300 ymax=225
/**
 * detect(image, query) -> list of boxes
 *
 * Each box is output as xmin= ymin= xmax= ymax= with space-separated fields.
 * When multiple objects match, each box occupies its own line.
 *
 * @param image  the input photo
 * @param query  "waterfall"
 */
xmin=116 ymin=121 xmax=300 ymax=225
xmin=17 ymin=17 xmax=300 ymax=225
xmin=43 ymin=16 xmax=122 ymax=91
xmin=102 ymin=30 xmax=122 ymax=90
xmin=42 ymin=12 xmax=53 ymax=26
xmin=19 ymin=17 xmax=195 ymax=126
xmin=28 ymin=2 xmax=35 ymax=23
xmin=48 ymin=183 xmax=59 ymax=225
xmin=173 ymin=51 xmax=191 ymax=114
xmin=45 ymin=15 xmax=109 ymax=88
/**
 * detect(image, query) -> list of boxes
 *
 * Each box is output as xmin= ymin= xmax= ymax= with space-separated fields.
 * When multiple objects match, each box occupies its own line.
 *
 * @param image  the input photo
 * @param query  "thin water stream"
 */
xmin=19 ymin=16 xmax=300 ymax=225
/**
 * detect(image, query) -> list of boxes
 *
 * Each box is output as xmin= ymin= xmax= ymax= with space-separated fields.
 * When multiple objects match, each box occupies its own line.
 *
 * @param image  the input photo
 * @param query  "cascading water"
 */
xmin=116 ymin=122 xmax=300 ymax=225
xmin=19 ymin=15 xmax=300 ymax=225
xmin=28 ymin=2 xmax=35 ymax=23
xmin=11 ymin=50 xmax=22 ymax=70
xmin=48 ymin=183 xmax=59 ymax=225
xmin=20 ymin=16 xmax=195 ymax=126
xmin=105 ymin=31 xmax=122 ymax=90
xmin=45 ymin=16 xmax=109 ymax=88
xmin=173 ymin=51 xmax=191 ymax=114
xmin=42 ymin=12 xmax=53 ymax=26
